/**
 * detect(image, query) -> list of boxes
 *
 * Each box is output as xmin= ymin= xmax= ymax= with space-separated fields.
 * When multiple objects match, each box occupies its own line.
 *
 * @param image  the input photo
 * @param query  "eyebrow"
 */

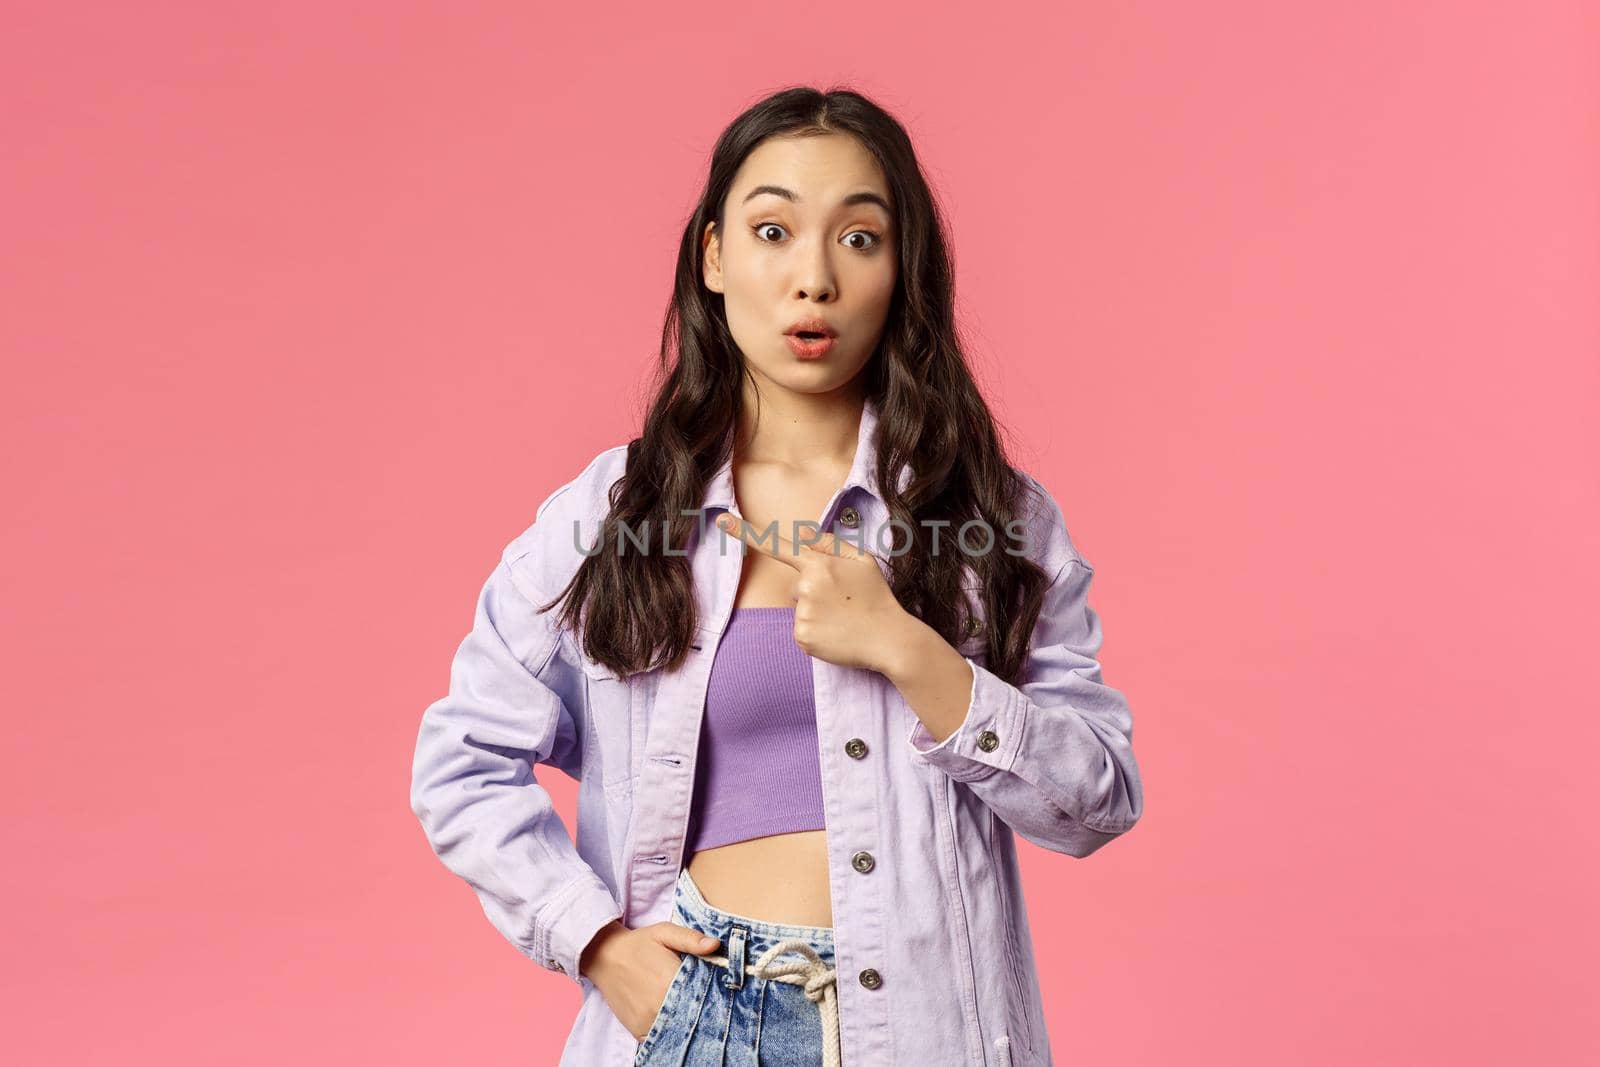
xmin=741 ymin=184 xmax=892 ymax=215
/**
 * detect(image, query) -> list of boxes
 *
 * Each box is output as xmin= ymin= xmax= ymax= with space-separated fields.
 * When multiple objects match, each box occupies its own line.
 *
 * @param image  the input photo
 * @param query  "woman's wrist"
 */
xmin=876 ymin=611 xmax=975 ymax=744
xmin=578 ymin=919 xmax=630 ymax=982
xmin=875 ymin=610 xmax=938 ymax=684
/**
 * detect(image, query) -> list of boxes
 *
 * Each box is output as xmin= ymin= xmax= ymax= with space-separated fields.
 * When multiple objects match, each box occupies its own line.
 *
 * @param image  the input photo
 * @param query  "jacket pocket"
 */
xmin=572 ymin=638 xmax=635 ymax=790
xmin=957 ymin=577 xmax=990 ymax=665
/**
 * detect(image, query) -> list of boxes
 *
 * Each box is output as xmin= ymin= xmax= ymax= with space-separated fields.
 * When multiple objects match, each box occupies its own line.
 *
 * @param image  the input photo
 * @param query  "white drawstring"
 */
xmin=703 ymin=934 xmax=1014 ymax=1067
xmin=700 ymin=937 xmax=841 ymax=1067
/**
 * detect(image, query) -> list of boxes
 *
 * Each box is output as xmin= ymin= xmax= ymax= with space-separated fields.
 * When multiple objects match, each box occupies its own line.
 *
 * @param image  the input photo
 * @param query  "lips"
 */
xmin=784 ymin=317 xmax=838 ymax=339
xmin=785 ymin=332 xmax=836 ymax=360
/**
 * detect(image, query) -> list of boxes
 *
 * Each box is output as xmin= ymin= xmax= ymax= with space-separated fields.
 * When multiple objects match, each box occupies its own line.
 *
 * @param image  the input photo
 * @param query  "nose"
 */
xmin=794 ymin=239 xmax=837 ymax=302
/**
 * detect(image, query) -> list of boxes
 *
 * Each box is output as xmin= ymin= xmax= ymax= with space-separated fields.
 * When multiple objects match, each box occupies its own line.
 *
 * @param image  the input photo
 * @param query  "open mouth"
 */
xmin=785 ymin=330 xmax=836 ymax=359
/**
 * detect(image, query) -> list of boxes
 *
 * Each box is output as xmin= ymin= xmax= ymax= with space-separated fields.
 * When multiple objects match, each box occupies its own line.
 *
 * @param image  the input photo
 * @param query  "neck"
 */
xmin=734 ymin=381 xmax=865 ymax=474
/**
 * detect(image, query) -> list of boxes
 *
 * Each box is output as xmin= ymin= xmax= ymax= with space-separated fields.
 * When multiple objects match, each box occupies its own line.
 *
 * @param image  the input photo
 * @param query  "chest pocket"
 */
xmin=568 ymin=636 xmax=636 ymax=791
xmin=956 ymin=582 xmax=991 ymax=666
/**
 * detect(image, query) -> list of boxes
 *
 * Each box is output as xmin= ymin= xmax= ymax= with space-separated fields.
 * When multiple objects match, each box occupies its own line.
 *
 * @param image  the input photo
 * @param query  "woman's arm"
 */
xmin=885 ymin=542 xmax=1144 ymax=859
xmin=409 ymin=549 xmax=623 ymax=982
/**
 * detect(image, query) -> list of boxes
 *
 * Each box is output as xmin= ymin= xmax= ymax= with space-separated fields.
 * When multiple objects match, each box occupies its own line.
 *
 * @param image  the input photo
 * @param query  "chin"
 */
xmin=774 ymin=366 xmax=869 ymax=395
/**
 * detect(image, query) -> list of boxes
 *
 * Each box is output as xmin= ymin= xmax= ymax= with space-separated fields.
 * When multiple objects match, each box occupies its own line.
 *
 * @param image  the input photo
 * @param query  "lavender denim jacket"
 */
xmin=408 ymin=397 xmax=1144 ymax=1066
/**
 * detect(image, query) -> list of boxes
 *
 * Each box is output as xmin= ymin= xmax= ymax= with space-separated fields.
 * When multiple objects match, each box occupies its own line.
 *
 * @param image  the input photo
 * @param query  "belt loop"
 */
xmin=723 ymin=924 xmax=749 ymax=990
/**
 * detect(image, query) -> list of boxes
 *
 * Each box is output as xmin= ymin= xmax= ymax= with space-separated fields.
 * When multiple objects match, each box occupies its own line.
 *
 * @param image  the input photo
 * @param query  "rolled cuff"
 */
xmin=533 ymin=870 xmax=624 ymax=982
xmin=905 ymin=657 xmax=1027 ymax=783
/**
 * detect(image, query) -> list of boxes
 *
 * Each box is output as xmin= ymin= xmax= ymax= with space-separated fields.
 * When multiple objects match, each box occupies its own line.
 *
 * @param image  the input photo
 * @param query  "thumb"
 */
xmin=660 ymin=923 xmax=721 ymax=955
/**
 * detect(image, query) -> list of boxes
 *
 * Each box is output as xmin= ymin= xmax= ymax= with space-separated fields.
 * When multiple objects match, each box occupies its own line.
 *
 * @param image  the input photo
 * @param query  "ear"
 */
xmin=702 ymin=220 xmax=724 ymax=293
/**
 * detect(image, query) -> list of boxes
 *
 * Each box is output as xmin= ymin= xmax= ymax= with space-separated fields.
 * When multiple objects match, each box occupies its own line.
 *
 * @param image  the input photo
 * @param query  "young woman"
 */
xmin=410 ymin=86 xmax=1144 ymax=1067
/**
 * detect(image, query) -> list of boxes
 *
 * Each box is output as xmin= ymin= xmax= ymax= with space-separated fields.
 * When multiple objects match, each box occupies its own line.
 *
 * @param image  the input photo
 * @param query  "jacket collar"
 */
xmin=699 ymin=395 xmax=910 ymax=514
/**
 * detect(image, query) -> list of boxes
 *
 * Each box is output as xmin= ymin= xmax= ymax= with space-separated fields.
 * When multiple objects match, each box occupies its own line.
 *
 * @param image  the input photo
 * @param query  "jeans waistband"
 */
xmin=672 ymin=865 xmax=835 ymax=959
xmin=671 ymin=865 xmax=842 ymax=1066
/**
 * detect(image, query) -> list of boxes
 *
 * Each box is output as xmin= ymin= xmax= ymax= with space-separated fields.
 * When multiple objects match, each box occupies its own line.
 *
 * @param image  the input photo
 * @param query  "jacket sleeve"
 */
xmin=409 ymin=550 xmax=623 ymax=982
xmin=905 ymin=528 xmax=1144 ymax=858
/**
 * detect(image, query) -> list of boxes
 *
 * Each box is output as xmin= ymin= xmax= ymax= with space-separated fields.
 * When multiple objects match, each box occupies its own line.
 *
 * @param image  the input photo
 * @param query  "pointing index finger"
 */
xmin=715 ymin=512 xmax=803 ymax=570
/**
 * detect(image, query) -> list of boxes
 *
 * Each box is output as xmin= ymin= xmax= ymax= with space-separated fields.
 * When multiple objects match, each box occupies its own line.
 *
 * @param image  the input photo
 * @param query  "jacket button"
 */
xmin=858 ymin=967 xmax=882 ymax=989
xmin=837 ymin=505 xmax=860 ymax=528
xmin=844 ymin=737 xmax=868 ymax=759
xmin=977 ymin=729 xmax=1000 ymax=752
xmin=851 ymin=850 xmax=875 ymax=873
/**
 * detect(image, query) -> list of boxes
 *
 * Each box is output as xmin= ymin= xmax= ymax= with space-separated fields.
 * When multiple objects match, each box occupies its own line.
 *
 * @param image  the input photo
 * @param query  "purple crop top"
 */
xmin=684 ymin=606 xmax=826 ymax=852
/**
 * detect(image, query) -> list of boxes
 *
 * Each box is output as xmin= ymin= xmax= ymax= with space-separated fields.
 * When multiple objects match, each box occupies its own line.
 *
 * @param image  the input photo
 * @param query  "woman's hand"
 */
xmin=580 ymin=920 xmax=722 ymax=1043
xmin=715 ymin=513 xmax=917 ymax=674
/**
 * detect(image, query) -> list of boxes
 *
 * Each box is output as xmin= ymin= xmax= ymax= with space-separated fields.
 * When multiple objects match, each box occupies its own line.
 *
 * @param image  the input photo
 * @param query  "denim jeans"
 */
xmin=633 ymin=866 xmax=840 ymax=1067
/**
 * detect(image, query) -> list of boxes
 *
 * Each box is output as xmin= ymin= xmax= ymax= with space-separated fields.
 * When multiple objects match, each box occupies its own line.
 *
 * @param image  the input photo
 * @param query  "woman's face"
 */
xmin=703 ymin=132 xmax=897 ymax=398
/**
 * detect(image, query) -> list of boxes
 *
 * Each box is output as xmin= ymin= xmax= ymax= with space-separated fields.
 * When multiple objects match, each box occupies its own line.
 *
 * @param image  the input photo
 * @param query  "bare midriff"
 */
xmin=685 ymin=828 xmax=834 ymax=927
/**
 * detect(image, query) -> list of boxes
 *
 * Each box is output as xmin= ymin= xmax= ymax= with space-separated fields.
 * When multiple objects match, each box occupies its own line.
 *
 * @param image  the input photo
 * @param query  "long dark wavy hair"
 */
xmin=541 ymin=85 xmax=1054 ymax=685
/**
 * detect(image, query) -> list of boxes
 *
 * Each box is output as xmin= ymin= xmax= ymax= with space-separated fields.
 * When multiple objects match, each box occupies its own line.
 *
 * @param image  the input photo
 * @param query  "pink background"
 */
xmin=4 ymin=2 xmax=1595 ymax=1063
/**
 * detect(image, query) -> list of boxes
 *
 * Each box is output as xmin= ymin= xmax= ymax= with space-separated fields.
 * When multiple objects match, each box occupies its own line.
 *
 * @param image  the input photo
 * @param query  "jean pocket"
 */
xmin=632 ymin=951 xmax=697 ymax=1065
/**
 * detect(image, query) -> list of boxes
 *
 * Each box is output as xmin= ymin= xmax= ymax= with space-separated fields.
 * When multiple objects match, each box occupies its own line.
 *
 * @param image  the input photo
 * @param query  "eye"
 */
xmin=751 ymin=222 xmax=884 ymax=251
xmin=842 ymin=229 xmax=882 ymax=251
